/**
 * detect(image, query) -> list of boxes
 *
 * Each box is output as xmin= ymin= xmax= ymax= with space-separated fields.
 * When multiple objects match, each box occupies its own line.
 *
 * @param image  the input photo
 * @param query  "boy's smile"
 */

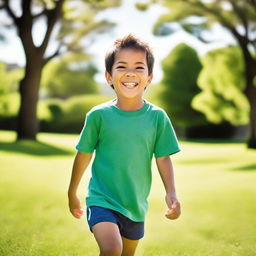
xmin=105 ymin=48 xmax=153 ymax=103
xmin=122 ymin=82 xmax=138 ymax=89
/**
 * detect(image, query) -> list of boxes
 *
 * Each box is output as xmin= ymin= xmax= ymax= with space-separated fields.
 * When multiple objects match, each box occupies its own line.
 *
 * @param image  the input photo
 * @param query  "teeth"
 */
xmin=123 ymin=82 xmax=137 ymax=88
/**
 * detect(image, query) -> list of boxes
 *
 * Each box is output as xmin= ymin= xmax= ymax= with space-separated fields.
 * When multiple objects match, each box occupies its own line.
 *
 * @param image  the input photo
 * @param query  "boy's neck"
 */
xmin=114 ymin=98 xmax=145 ymax=111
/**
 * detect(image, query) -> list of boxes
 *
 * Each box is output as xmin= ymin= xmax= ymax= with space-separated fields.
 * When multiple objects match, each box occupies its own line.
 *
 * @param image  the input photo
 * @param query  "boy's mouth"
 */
xmin=122 ymin=82 xmax=138 ymax=89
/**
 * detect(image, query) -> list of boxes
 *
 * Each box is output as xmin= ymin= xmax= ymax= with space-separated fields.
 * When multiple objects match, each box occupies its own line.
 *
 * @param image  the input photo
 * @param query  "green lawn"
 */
xmin=0 ymin=130 xmax=255 ymax=256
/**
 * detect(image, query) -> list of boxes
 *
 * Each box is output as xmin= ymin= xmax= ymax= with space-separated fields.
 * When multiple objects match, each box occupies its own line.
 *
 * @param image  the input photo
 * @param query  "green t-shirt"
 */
xmin=76 ymin=99 xmax=180 ymax=221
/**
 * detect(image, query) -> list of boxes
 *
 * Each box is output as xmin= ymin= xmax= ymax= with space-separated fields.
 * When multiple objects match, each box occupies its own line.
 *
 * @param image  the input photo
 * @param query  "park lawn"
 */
xmin=0 ymin=130 xmax=255 ymax=256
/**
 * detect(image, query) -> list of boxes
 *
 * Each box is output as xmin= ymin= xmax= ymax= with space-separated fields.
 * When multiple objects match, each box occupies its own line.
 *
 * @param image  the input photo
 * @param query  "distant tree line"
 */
xmin=159 ymin=43 xmax=249 ymax=140
xmin=0 ymin=43 xmax=250 ymax=140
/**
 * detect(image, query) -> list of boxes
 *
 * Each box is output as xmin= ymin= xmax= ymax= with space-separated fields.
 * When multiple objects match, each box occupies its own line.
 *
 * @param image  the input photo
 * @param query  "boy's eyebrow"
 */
xmin=115 ymin=61 xmax=126 ymax=65
xmin=115 ymin=61 xmax=146 ymax=65
xmin=135 ymin=62 xmax=146 ymax=65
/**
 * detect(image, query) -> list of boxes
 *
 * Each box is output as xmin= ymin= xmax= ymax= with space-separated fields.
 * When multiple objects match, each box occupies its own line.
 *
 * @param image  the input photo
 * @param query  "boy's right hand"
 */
xmin=68 ymin=194 xmax=85 ymax=219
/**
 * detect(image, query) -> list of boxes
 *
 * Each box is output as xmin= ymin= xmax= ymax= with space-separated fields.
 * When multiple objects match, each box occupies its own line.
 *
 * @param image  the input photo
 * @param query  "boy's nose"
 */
xmin=125 ymin=71 xmax=136 ymax=77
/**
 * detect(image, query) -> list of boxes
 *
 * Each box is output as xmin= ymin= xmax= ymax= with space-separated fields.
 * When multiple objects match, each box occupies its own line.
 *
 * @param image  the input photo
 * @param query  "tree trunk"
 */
xmin=3 ymin=0 xmax=64 ymax=141
xmin=240 ymin=44 xmax=256 ymax=149
xmin=16 ymin=60 xmax=43 ymax=140
xmin=246 ymin=87 xmax=256 ymax=149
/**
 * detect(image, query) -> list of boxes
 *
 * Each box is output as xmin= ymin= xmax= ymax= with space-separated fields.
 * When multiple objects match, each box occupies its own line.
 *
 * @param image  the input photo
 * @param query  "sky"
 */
xmin=0 ymin=0 xmax=237 ymax=84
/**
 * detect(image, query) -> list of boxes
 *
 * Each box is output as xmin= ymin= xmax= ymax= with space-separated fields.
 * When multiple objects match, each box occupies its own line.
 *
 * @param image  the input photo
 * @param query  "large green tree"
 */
xmin=160 ymin=43 xmax=205 ymax=129
xmin=0 ymin=0 xmax=120 ymax=140
xmin=141 ymin=0 xmax=256 ymax=148
xmin=192 ymin=46 xmax=249 ymax=126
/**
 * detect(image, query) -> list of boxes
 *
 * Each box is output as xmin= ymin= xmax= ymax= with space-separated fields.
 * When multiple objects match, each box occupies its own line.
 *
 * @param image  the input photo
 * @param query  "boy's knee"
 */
xmin=100 ymin=247 xmax=122 ymax=256
xmin=100 ymin=243 xmax=122 ymax=256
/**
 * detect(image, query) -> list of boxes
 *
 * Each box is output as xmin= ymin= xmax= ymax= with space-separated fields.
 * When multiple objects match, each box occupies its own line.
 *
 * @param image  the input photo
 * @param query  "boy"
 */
xmin=68 ymin=34 xmax=181 ymax=256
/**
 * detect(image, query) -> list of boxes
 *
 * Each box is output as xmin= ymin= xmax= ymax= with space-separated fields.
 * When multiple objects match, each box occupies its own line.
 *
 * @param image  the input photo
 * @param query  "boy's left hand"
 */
xmin=165 ymin=193 xmax=181 ymax=220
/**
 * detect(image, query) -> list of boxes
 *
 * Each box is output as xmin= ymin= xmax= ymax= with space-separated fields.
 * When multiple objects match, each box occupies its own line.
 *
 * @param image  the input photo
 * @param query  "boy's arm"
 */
xmin=68 ymin=151 xmax=93 ymax=219
xmin=155 ymin=155 xmax=181 ymax=220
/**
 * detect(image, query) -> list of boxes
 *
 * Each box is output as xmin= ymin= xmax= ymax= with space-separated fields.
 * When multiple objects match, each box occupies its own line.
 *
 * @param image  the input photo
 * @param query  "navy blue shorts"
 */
xmin=86 ymin=206 xmax=144 ymax=240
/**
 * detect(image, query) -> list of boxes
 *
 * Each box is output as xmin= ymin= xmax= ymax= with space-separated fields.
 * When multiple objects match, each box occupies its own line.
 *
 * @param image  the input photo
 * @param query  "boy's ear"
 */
xmin=147 ymin=73 xmax=153 ymax=85
xmin=105 ymin=71 xmax=112 ymax=85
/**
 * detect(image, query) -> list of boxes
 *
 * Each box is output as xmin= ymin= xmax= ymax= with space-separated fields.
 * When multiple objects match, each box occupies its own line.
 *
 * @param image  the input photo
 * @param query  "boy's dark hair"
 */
xmin=105 ymin=34 xmax=154 ymax=88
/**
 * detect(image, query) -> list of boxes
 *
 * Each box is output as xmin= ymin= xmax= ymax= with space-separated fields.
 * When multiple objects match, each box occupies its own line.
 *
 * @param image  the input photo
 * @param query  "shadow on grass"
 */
xmin=0 ymin=140 xmax=73 ymax=156
xmin=230 ymin=164 xmax=256 ymax=172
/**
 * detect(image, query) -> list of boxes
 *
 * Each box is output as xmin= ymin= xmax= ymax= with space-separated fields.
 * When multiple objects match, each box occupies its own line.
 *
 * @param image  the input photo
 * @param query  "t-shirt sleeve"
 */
xmin=75 ymin=110 xmax=100 ymax=153
xmin=154 ymin=110 xmax=180 ymax=158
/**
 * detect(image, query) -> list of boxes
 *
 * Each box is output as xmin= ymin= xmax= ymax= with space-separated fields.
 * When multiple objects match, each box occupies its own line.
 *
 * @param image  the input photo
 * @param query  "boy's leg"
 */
xmin=121 ymin=236 xmax=139 ymax=256
xmin=92 ymin=222 xmax=123 ymax=256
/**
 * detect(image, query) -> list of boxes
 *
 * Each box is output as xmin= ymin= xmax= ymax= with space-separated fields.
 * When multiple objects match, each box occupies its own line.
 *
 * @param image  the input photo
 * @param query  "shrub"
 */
xmin=0 ymin=93 xmax=20 ymax=116
xmin=40 ymin=94 xmax=112 ymax=133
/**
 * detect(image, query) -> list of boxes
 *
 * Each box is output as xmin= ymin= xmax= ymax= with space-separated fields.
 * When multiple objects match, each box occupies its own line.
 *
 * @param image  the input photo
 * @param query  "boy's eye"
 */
xmin=136 ymin=67 xmax=144 ymax=70
xmin=117 ymin=66 xmax=125 ymax=69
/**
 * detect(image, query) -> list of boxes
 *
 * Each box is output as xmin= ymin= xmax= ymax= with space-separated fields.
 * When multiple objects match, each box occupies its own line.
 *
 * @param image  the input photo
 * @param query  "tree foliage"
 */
xmin=192 ymin=46 xmax=249 ymax=125
xmin=160 ymin=43 xmax=205 ymax=128
xmin=0 ymin=63 xmax=22 ymax=94
xmin=153 ymin=0 xmax=256 ymax=46
xmin=0 ymin=64 xmax=21 ymax=121
xmin=0 ymin=63 xmax=8 ymax=96
xmin=41 ymin=53 xmax=99 ymax=98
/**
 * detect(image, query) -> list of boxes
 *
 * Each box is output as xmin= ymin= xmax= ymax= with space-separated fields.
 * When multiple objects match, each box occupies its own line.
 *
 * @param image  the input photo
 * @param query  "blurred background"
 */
xmin=0 ymin=0 xmax=255 ymax=145
xmin=0 ymin=0 xmax=255 ymax=255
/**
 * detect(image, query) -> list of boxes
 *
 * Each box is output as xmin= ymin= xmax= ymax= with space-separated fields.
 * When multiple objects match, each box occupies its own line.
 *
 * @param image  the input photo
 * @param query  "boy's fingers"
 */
xmin=165 ymin=205 xmax=181 ymax=220
xmin=170 ymin=201 xmax=180 ymax=213
xmin=165 ymin=208 xmax=175 ymax=216
xmin=165 ymin=211 xmax=179 ymax=220
xmin=72 ymin=208 xmax=85 ymax=219
xmin=165 ymin=210 xmax=177 ymax=219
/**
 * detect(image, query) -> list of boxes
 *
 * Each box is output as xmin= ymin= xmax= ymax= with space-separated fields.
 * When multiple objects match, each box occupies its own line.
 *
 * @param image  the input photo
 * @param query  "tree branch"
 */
xmin=21 ymin=0 xmax=32 ymax=17
xmin=168 ymin=0 xmax=255 ymax=66
xmin=13 ymin=0 xmax=36 ymax=58
xmin=43 ymin=43 xmax=63 ymax=66
xmin=172 ymin=0 xmax=235 ymax=30
xmin=197 ymin=34 xmax=213 ymax=44
xmin=33 ymin=9 xmax=47 ymax=19
xmin=189 ymin=1 xmax=249 ymax=46
xmin=230 ymin=0 xmax=249 ymax=38
xmin=2 ymin=0 xmax=18 ymax=22
xmin=39 ymin=0 xmax=64 ymax=54
xmin=32 ymin=1 xmax=47 ymax=19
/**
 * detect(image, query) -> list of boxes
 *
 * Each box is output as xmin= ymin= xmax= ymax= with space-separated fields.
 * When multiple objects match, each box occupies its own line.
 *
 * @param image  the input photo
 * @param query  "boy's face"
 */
xmin=105 ymin=48 xmax=153 ymax=100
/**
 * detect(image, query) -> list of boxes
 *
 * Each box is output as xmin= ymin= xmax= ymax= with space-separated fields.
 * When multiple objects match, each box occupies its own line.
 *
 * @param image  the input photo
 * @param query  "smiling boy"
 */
xmin=68 ymin=34 xmax=181 ymax=256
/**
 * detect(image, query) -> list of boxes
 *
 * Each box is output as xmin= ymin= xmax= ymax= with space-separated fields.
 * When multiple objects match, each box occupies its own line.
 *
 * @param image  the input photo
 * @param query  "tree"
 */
xmin=160 ymin=43 xmax=206 ymax=129
xmin=0 ymin=0 xmax=120 ymax=140
xmin=142 ymin=0 xmax=256 ymax=148
xmin=192 ymin=46 xmax=249 ymax=126
xmin=42 ymin=53 xmax=99 ymax=98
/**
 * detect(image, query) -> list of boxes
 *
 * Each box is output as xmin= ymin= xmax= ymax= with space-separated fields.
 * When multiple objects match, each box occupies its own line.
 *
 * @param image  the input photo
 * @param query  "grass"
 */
xmin=0 ymin=130 xmax=255 ymax=256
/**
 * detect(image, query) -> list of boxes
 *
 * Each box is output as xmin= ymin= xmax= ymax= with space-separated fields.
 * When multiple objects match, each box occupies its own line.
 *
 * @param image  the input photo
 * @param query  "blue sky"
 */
xmin=0 ymin=0 xmax=236 ymax=83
